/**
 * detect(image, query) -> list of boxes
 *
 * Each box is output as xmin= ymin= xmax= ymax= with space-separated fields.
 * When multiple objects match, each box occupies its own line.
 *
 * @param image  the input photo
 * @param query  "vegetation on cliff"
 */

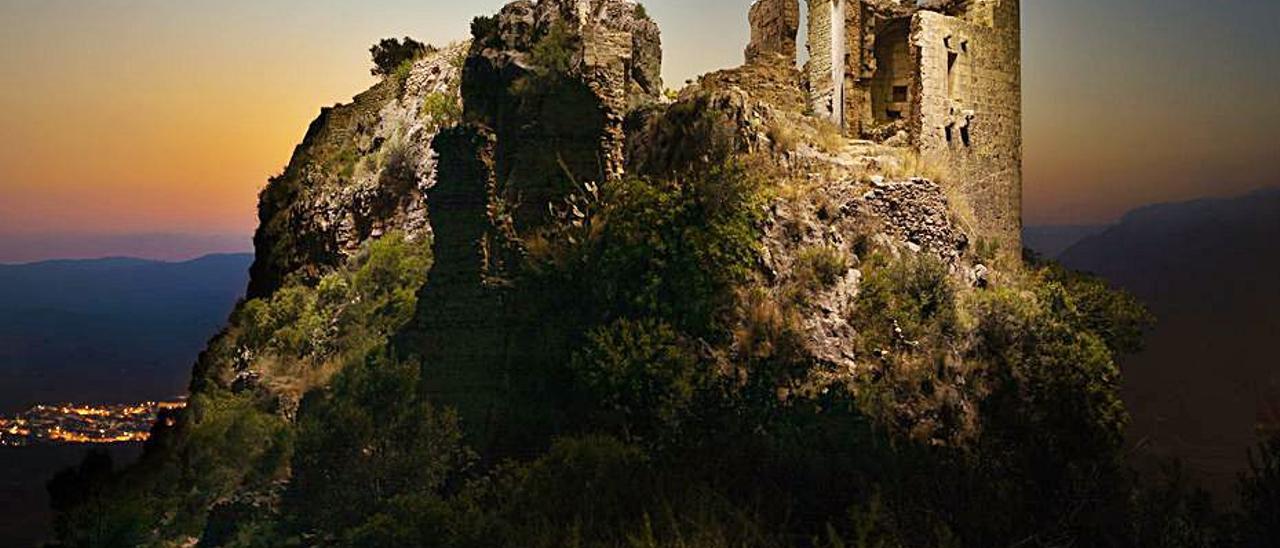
xmin=47 ymin=3 xmax=1280 ymax=547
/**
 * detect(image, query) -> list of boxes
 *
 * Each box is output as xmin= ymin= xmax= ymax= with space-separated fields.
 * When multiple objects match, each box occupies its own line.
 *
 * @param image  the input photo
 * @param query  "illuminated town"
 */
xmin=0 ymin=400 xmax=185 ymax=446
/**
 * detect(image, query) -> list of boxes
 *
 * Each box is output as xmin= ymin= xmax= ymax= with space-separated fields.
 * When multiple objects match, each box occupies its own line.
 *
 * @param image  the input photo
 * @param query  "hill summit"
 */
xmin=48 ymin=2 xmax=1277 ymax=547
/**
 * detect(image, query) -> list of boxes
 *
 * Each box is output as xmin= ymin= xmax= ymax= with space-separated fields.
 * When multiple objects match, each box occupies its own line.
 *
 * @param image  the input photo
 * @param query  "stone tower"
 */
xmin=748 ymin=0 xmax=1023 ymax=259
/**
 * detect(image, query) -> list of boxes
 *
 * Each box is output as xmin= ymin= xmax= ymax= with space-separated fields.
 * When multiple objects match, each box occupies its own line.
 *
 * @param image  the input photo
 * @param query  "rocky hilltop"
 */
xmin=48 ymin=2 xmax=1276 ymax=547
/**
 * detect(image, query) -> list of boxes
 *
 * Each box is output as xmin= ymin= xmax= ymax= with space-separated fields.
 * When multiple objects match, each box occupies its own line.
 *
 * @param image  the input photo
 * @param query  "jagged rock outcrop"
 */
xmin=56 ymin=3 xmax=1154 ymax=547
xmin=246 ymin=42 xmax=467 ymax=299
xmin=745 ymin=0 xmax=800 ymax=65
xmin=463 ymin=0 xmax=661 ymax=221
xmin=401 ymin=0 xmax=664 ymax=452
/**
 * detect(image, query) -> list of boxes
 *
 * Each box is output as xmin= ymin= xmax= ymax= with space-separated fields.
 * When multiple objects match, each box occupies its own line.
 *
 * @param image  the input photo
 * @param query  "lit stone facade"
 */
xmin=749 ymin=0 xmax=1022 ymax=256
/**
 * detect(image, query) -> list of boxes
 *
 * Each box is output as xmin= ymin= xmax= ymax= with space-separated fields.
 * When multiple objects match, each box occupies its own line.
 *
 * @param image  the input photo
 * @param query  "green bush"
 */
xmin=795 ymin=245 xmax=850 ymax=293
xmin=420 ymin=91 xmax=462 ymax=133
xmin=227 ymin=231 xmax=430 ymax=390
xmin=1035 ymin=262 xmax=1154 ymax=356
xmin=370 ymin=37 xmax=429 ymax=77
xmin=855 ymin=252 xmax=958 ymax=350
xmin=470 ymin=15 xmax=500 ymax=49
xmin=577 ymin=161 xmax=766 ymax=338
xmin=570 ymin=318 xmax=707 ymax=442
xmin=529 ymin=21 xmax=577 ymax=78
xmin=47 ymin=451 xmax=153 ymax=547
xmin=286 ymin=353 xmax=473 ymax=539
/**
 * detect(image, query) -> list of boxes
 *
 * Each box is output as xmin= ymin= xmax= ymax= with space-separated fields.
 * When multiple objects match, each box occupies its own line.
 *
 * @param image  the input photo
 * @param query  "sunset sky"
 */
xmin=1 ymin=0 xmax=1277 ymax=246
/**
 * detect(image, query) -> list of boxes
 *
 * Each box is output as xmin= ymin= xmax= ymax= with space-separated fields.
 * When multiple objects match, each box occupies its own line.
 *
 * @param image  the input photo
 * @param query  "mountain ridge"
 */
xmin=1057 ymin=186 xmax=1280 ymax=500
xmin=0 ymin=253 xmax=251 ymax=414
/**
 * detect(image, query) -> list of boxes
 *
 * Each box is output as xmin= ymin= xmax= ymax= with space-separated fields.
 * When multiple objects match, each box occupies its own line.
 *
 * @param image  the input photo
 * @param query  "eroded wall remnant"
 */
xmin=407 ymin=0 xmax=663 ymax=452
xmin=793 ymin=0 xmax=1022 ymax=256
xmin=746 ymin=0 xmax=801 ymax=65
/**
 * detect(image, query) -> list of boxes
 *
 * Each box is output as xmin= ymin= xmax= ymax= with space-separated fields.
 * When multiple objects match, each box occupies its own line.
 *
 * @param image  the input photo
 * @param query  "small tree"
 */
xmin=370 ymin=37 xmax=430 ymax=77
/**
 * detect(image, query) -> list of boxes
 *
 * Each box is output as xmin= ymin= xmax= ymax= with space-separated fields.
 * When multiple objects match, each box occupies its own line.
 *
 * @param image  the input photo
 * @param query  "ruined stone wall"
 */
xmin=746 ymin=0 xmax=801 ymax=65
xmin=796 ymin=0 xmax=1021 ymax=253
xmin=399 ymin=124 xmax=551 ymax=453
xmin=806 ymin=0 xmax=863 ymax=129
xmin=807 ymin=0 xmax=836 ymax=120
xmin=869 ymin=19 xmax=912 ymax=124
xmin=403 ymin=0 xmax=664 ymax=453
xmin=911 ymin=0 xmax=1022 ymax=258
xmin=464 ymin=0 xmax=661 ymax=230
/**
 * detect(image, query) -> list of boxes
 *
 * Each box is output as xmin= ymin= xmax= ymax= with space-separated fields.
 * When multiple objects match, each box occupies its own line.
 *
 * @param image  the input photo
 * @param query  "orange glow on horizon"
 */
xmin=1 ymin=1 xmax=1277 ymax=235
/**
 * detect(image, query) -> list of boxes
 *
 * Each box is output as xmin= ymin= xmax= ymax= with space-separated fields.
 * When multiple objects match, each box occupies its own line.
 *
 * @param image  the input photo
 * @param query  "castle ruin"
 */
xmin=747 ymin=0 xmax=1022 ymax=255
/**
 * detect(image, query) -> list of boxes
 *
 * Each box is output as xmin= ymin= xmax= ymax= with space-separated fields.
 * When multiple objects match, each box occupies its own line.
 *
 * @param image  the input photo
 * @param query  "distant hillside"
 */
xmin=0 ymin=254 xmax=251 ymax=413
xmin=1059 ymin=188 xmax=1280 ymax=499
xmin=0 ymin=233 xmax=251 ymax=264
xmin=1022 ymin=224 xmax=1108 ymax=259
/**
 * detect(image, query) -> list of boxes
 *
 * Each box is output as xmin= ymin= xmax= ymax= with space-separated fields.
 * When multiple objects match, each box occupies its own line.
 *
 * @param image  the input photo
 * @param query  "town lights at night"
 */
xmin=0 ymin=400 xmax=186 ymax=447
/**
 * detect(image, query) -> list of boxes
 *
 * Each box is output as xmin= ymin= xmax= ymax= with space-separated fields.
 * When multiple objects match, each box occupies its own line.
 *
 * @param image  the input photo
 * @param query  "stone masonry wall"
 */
xmin=911 ymin=0 xmax=1022 ymax=258
xmin=807 ymin=0 xmax=835 ymax=120
xmin=746 ymin=0 xmax=801 ymax=65
xmin=796 ymin=0 xmax=1021 ymax=256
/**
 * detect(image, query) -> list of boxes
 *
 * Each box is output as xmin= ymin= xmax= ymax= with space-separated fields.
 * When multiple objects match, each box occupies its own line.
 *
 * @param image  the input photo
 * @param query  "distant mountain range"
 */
xmin=0 ymin=233 xmax=251 ymax=264
xmin=1051 ymin=188 xmax=1280 ymax=499
xmin=0 ymin=254 xmax=252 ymax=413
xmin=1022 ymin=224 xmax=1109 ymax=259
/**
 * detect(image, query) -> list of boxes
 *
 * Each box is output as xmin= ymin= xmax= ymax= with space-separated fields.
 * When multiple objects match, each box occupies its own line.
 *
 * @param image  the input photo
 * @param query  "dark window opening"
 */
xmin=945 ymin=123 xmax=954 ymax=143
xmin=960 ymin=125 xmax=971 ymax=147
xmin=871 ymin=19 xmax=912 ymax=125
xmin=947 ymin=52 xmax=959 ymax=98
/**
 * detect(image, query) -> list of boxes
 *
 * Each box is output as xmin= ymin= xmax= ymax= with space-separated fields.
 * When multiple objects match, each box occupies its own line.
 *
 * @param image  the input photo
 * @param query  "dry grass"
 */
xmin=733 ymin=286 xmax=803 ymax=363
xmin=814 ymin=121 xmax=845 ymax=154
xmin=939 ymin=180 xmax=980 ymax=241
xmin=773 ymin=176 xmax=816 ymax=204
xmin=884 ymin=148 xmax=950 ymax=183
xmin=766 ymin=120 xmax=798 ymax=153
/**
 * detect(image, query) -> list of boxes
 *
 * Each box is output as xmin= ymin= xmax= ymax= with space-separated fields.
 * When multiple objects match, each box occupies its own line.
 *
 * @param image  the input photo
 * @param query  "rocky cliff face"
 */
xmin=231 ymin=0 xmax=987 ymax=450
xmin=246 ymin=42 xmax=468 ymax=299
xmin=62 ymin=1 xmax=1031 ymax=543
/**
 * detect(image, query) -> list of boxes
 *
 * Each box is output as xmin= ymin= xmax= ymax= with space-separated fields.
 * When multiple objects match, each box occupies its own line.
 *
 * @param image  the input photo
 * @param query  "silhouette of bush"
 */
xmin=369 ymin=37 xmax=431 ymax=77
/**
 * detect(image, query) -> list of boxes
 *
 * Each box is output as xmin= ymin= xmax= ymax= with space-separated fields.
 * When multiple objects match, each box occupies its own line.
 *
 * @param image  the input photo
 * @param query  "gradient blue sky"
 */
xmin=0 ymin=0 xmax=1276 ymax=243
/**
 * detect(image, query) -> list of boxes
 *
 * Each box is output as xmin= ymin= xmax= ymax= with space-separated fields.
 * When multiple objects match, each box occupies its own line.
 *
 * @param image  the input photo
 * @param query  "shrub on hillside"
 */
xmin=370 ymin=37 xmax=431 ymax=77
xmin=286 ymin=353 xmax=473 ymax=539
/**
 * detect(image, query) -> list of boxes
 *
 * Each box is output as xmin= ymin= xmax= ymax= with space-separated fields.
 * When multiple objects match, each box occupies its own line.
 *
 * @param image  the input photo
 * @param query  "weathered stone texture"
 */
xmin=806 ymin=0 xmax=835 ymax=120
xmin=799 ymin=0 xmax=1021 ymax=258
xmin=463 ymin=0 xmax=662 ymax=228
xmin=912 ymin=2 xmax=1022 ymax=258
xmin=246 ymin=43 xmax=467 ymax=298
xmin=403 ymin=0 xmax=664 ymax=452
xmin=746 ymin=0 xmax=801 ymax=65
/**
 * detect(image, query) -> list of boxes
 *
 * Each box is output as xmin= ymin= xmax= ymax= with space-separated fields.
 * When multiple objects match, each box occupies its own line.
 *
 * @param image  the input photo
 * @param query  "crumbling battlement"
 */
xmin=746 ymin=0 xmax=801 ymax=65
xmin=464 ymin=0 xmax=662 ymax=229
xmin=406 ymin=0 xmax=662 ymax=451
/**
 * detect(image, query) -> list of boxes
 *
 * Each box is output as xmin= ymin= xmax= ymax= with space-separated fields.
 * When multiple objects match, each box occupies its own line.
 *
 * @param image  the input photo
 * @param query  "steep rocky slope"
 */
xmin=247 ymin=42 xmax=467 ymax=299
xmin=48 ymin=2 xmax=1186 ymax=547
